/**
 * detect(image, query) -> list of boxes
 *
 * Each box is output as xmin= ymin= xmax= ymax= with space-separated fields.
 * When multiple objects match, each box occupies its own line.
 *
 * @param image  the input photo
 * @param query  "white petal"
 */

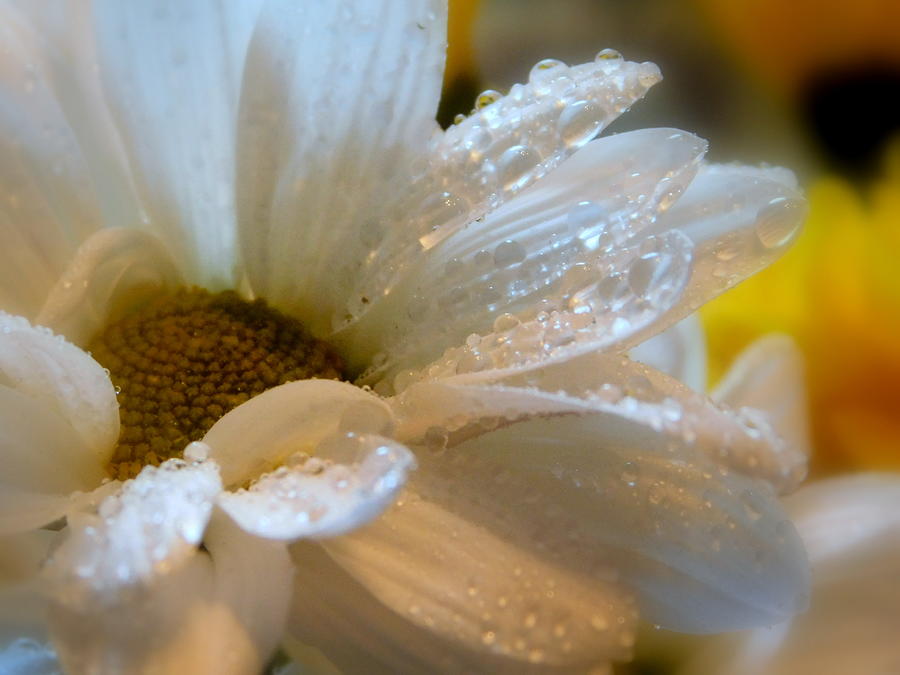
xmin=395 ymin=351 xmax=805 ymax=494
xmin=393 ymin=376 xmax=809 ymax=632
xmin=784 ymin=474 xmax=900 ymax=564
xmin=0 ymin=485 xmax=79 ymax=537
xmin=630 ymin=314 xmax=707 ymax=392
xmin=43 ymin=458 xmax=221 ymax=604
xmin=236 ymin=0 xmax=447 ymax=332
xmin=645 ymin=163 xmax=806 ymax=330
xmin=198 ymin=513 xmax=294 ymax=671
xmin=10 ymin=0 xmax=146 ymax=231
xmin=0 ymin=311 xmax=118 ymax=459
xmin=0 ymin=3 xmax=106 ymax=318
xmin=48 ymin=513 xmax=292 ymax=675
xmin=685 ymin=476 xmax=900 ymax=675
xmin=35 ymin=227 xmax=183 ymax=347
xmin=0 ymin=475 xmax=119 ymax=537
xmin=91 ymin=0 xmax=265 ymax=288
xmin=322 ymin=495 xmax=638 ymax=669
xmin=712 ymin=334 xmax=810 ymax=466
xmin=203 ymin=379 xmax=396 ymax=487
xmin=0 ymin=530 xmax=55 ymax=585
xmin=218 ymin=432 xmax=414 ymax=540
xmin=0 ymin=385 xmax=102 ymax=510
xmin=339 ymin=56 xmax=664 ymax=339
xmin=289 ymin=542 xmax=615 ymax=674
xmin=342 ymin=129 xmax=705 ymax=376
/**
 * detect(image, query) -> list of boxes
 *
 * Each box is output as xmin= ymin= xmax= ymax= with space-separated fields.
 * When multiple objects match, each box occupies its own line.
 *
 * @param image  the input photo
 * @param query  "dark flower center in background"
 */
xmin=89 ymin=289 xmax=345 ymax=480
xmin=804 ymin=62 xmax=900 ymax=177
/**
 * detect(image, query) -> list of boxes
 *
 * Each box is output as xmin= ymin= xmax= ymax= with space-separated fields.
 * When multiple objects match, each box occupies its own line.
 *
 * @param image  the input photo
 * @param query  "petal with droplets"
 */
xmin=48 ymin=516 xmax=293 ymax=675
xmin=321 ymin=495 xmax=638 ymax=669
xmin=289 ymin=541 xmax=625 ymax=674
xmin=341 ymin=129 xmax=706 ymax=376
xmin=364 ymin=229 xmax=695 ymax=389
xmin=395 ymin=352 xmax=806 ymax=493
xmin=43 ymin=458 xmax=221 ymax=605
xmin=419 ymin=420 xmax=807 ymax=632
xmin=339 ymin=57 xmax=665 ymax=337
xmin=644 ymin=163 xmax=807 ymax=332
xmin=203 ymin=379 xmax=396 ymax=488
xmin=391 ymin=371 xmax=809 ymax=632
xmin=218 ymin=433 xmax=414 ymax=541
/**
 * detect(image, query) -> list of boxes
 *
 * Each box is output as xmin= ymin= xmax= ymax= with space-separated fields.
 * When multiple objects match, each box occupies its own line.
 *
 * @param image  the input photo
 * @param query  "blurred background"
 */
xmin=440 ymin=0 xmax=900 ymax=480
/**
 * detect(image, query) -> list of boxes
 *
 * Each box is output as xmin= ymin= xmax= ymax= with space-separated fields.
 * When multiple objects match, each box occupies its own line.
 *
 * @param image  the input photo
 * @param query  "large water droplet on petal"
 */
xmin=755 ymin=197 xmax=805 ymax=249
xmin=499 ymin=144 xmax=541 ymax=191
xmin=557 ymin=99 xmax=603 ymax=148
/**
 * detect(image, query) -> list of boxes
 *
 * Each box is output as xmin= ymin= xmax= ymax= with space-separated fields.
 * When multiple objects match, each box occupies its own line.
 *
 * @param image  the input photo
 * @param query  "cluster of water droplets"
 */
xmin=217 ymin=431 xmax=414 ymax=540
xmin=374 ymin=229 xmax=693 ymax=390
xmin=339 ymin=51 xmax=662 ymax=327
xmin=45 ymin=456 xmax=221 ymax=606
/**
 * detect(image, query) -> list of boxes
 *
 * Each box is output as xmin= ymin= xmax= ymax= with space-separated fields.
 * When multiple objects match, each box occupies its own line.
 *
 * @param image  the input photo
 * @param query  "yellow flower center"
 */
xmin=89 ymin=288 xmax=345 ymax=480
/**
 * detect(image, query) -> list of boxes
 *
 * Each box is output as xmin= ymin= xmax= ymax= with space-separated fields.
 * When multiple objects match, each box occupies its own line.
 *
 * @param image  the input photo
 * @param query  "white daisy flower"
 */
xmin=0 ymin=1 xmax=810 ymax=672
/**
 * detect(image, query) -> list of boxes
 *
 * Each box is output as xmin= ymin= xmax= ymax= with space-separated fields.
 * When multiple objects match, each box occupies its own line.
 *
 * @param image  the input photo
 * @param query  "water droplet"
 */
xmin=655 ymin=178 xmax=685 ymax=211
xmin=625 ymin=374 xmax=653 ymax=398
xmin=453 ymin=113 xmax=466 ymax=125
xmin=183 ymin=442 xmax=210 ymax=462
xmin=494 ymin=239 xmax=527 ymax=267
xmin=595 ymin=48 xmax=622 ymax=61
xmin=475 ymin=89 xmax=502 ymax=110
xmin=498 ymin=144 xmax=540 ymax=192
xmin=755 ymin=197 xmax=805 ymax=249
xmin=557 ymin=100 xmax=603 ymax=148
xmin=493 ymin=313 xmax=521 ymax=332
xmin=529 ymin=58 xmax=567 ymax=90
xmin=627 ymin=251 xmax=673 ymax=302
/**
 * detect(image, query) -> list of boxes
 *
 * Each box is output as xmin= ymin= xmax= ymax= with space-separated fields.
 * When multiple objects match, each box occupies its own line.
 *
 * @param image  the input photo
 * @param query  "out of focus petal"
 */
xmin=712 ymin=334 xmax=810 ymax=464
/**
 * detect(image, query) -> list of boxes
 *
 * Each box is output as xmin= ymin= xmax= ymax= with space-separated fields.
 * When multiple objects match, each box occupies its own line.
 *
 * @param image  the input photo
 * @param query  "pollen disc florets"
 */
xmin=89 ymin=288 xmax=345 ymax=479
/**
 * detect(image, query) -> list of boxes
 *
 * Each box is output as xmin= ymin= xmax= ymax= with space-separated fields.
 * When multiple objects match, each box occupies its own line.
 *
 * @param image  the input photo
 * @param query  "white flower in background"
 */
xmin=682 ymin=474 xmax=900 ymax=675
xmin=0 ymin=0 xmax=810 ymax=673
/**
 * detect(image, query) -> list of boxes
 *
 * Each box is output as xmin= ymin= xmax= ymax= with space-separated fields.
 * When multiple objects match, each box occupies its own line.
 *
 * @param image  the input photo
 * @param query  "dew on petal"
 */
xmin=755 ymin=197 xmax=805 ymax=249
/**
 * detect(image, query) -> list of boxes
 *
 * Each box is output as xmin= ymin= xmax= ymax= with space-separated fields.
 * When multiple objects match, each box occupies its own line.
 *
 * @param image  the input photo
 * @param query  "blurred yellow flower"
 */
xmin=703 ymin=145 xmax=900 ymax=474
xmin=693 ymin=0 xmax=900 ymax=98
